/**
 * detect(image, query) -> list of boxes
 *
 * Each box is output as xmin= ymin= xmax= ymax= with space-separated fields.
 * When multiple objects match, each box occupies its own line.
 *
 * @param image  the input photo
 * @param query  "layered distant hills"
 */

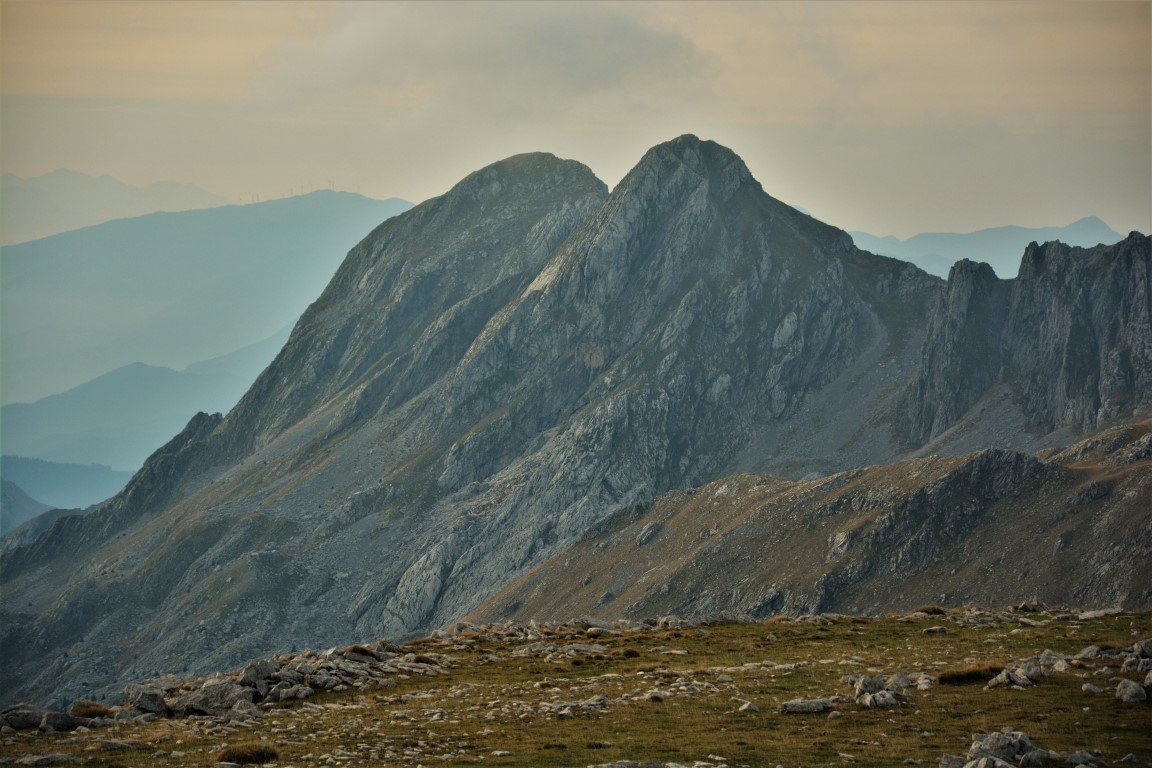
xmin=1 ymin=326 xmax=291 ymax=473
xmin=0 ymin=456 xmax=131 ymax=512
xmin=0 ymin=479 xmax=50 ymax=537
xmin=0 ymin=169 xmax=230 ymax=245
xmin=851 ymin=216 xmax=1123 ymax=278
xmin=1 ymin=136 xmax=1147 ymax=709
xmin=1 ymin=190 xmax=412 ymax=404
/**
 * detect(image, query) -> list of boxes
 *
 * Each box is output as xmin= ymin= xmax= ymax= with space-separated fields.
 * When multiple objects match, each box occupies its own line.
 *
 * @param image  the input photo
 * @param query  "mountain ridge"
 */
xmin=1 ymin=136 xmax=1148 ymax=709
xmin=850 ymin=216 xmax=1125 ymax=278
xmin=0 ymin=168 xmax=230 ymax=245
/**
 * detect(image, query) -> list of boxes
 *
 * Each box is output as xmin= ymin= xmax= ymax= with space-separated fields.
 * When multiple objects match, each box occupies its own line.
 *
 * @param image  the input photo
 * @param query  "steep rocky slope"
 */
xmin=909 ymin=235 xmax=1152 ymax=447
xmin=0 ymin=136 xmax=1148 ymax=710
xmin=471 ymin=419 xmax=1152 ymax=624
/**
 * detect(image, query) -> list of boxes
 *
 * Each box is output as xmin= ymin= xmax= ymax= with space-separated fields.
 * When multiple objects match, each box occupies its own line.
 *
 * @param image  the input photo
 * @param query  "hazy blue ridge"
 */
xmin=0 ymin=325 xmax=292 ymax=471
xmin=850 ymin=216 xmax=1124 ymax=277
xmin=1 ymin=168 xmax=230 ymax=245
xmin=1 ymin=190 xmax=412 ymax=404
xmin=0 ymin=456 xmax=132 ymax=510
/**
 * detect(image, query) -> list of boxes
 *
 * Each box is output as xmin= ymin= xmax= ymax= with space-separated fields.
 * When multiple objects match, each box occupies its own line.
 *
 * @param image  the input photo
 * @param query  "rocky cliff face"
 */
xmin=471 ymin=419 xmax=1152 ymax=623
xmin=0 ymin=136 xmax=1147 ymax=709
xmin=909 ymin=234 xmax=1152 ymax=442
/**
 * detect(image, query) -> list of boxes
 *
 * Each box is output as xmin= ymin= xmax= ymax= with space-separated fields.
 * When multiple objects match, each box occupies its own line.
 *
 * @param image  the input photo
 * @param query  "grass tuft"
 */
xmin=68 ymin=700 xmax=112 ymax=718
xmin=912 ymin=604 xmax=947 ymax=615
xmin=937 ymin=663 xmax=1003 ymax=685
xmin=217 ymin=743 xmax=280 ymax=765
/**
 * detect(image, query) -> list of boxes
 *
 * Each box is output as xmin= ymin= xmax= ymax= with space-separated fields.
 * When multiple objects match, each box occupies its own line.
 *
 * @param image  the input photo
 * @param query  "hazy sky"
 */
xmin=2 ymin=0 xmax=1149 ymax=238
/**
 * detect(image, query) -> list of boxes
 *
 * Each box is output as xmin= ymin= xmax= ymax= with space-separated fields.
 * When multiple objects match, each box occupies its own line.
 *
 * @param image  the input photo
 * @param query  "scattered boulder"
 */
xmin=38 ymin=712 xmax=88 ymax=732
xmin=779 ymin=697 xmax=834 ymax=714
xmin=1115 ymin=678 xmax=1146 ymax=703
xmin=1019 ymin=749 xmax=1062 ymax=766
xmin=169 ymin=681 xmax=255 ymax=717
xmin=964 ymin=758 xmax=1014 ymax=768
xmin=859 ymin=689 xmax=898 ymax=708
xmin=123 ymin=683 xmax=169 ymax=716
xmin=1 ymin=703 xmax=47 ymax=730
xmin=239 ymin=659 xmax=278 ymax=688
xmin=13 ymin=754 xmax=78 ymax=766
xmin=967 ymin=729 xmax=1033 ymax=762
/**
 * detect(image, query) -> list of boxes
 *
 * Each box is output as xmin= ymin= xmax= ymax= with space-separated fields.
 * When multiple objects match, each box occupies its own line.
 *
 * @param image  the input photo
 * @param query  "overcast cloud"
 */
xmin=2 ymin=0 xmax=1148 ymax=237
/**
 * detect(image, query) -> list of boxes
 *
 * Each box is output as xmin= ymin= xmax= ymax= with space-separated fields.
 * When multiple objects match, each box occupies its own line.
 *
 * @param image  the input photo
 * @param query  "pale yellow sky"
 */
xmin=2 ymin=0 xmax=1149 ymax=237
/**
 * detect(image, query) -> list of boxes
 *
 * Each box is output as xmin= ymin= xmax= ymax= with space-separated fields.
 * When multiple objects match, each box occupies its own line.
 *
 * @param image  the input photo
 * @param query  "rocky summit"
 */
xmin=1 ymin=136 xmax=1149 ymax=711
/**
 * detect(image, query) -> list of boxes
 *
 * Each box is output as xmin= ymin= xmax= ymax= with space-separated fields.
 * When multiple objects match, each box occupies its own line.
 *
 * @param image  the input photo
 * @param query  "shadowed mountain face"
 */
xmin=1 ymin=137 xmax=1148 ymax=709
xmin=470 ymin=419 xmax=1152 ymax=624
xmin=908 ymin=236 xmax=1152 ymax=448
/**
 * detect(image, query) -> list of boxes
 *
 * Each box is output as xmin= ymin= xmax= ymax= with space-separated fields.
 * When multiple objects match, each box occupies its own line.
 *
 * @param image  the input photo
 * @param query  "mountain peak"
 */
xmin=447 ymin=152 xmax=606 ymax=203
xmin=613 ymin=134 xmax=761 ymax=208
xmin=646 ymin=134 xmax=752 ymax=176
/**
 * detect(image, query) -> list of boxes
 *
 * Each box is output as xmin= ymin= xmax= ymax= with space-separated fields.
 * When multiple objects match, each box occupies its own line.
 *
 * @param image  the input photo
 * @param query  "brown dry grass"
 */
xmin=3 ymin=612 xmax=1150 ymax=768
xmin=68 ymin=700 xmax=112 ymax=718
xmin=937 ymin=663 xmax=1003 ymax=685
xmin=912 ymin=604 xmax=948 ymax=616
xmin=217 ymin=742 xmax=279 ymax=764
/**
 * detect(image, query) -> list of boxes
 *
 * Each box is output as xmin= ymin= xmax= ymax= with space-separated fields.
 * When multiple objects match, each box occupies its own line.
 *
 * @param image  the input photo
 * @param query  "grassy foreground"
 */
xmin=3 ymin=609 xmax=1150 ymax=767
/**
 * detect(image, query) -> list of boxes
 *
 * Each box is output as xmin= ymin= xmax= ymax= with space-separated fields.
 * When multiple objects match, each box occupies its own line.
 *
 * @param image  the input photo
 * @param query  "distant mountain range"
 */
xmin=1 ymin=190 xmax=412 ymax=404
xmin=0 ymin=169 xmax=230 ymax=245
xmin=0 ymin=456 xmax=132 ymax=511
xmin=0 ymin=479 xmax=50 ymax=537
xmin=1 ymin=326 xmax=291 ymax=471
xmin=850 ymin=216 xmax=1124 ymax=277
xmin=2 ymin=136 xmax=1147 ymax=709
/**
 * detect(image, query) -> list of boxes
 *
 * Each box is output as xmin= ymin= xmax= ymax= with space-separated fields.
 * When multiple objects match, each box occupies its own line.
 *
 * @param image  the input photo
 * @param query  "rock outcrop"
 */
xmin=470 ymin=419 xmax=1152 ymax=623
xmin=909 ymin=233 xmax=1152 ymax=443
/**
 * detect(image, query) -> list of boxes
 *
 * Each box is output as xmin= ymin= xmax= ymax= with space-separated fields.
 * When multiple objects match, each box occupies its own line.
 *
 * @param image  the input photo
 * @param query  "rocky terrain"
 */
xmin=1 ymin=609 xmax=1149 ymax=767
xmin=471 ymin=420 xmax=1152 ymax=624
xmin=1 ymin=136 xmax=1149 ymax=710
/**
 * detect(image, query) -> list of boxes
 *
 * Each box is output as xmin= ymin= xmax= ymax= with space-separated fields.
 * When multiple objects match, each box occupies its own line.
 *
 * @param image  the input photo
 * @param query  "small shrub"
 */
xmin=69 ymin=700 xmax=112 ymax=718
xmin=913 ymin=604 xmax=947 ymax=616
xmin=622 ymin=648 xmax=640 ymax=658
xmin=938 ymin=664 xmax=1003 ymax=685
xmin=217 ymin=743 xmax=280 ymax=765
